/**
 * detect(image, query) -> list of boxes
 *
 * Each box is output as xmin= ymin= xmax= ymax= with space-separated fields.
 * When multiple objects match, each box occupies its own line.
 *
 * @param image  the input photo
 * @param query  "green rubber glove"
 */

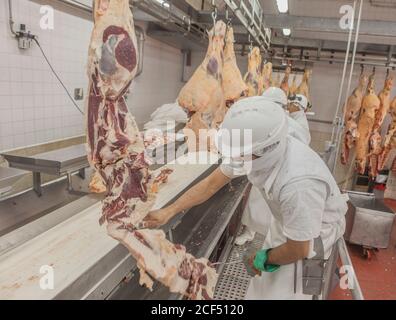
xmin=253 ymin=249 xmax=280 ymax=273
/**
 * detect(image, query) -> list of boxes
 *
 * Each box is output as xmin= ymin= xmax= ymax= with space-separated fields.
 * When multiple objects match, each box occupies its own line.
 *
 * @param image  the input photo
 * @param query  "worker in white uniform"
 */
xmin=144 ymin=97 xmax=347 ymax=299
xmin=287 ymin=94 xmax=311 ymax=145
xmin=235 ymin=87 xmax=289 ymax=246
xmin=235 ymin=88 xmax=312 ymax=245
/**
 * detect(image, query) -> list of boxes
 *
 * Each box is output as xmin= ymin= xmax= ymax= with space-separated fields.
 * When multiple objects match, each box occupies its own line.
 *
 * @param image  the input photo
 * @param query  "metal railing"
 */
xmin=337 ymin=238 xmax=364 ymax=300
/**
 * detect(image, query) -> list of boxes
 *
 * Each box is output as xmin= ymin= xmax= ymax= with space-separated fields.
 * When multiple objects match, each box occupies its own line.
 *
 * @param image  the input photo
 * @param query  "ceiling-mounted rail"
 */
xmin=222 ymin=0 xmax=271 ymax=51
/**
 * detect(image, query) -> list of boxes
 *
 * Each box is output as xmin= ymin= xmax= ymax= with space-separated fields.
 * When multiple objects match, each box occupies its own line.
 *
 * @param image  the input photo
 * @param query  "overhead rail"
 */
xmin=222 ymin=0 xmax=271 ymax=51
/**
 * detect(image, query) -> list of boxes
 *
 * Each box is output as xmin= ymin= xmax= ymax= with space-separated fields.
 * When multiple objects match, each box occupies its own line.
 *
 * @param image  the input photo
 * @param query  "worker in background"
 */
xmin=287 ymin=94 xmax=311 ymax=144
xmin=144 ymin=97 xmax=347 ymax=299
xmin=235 ymin=88 xmax=312 ymax=246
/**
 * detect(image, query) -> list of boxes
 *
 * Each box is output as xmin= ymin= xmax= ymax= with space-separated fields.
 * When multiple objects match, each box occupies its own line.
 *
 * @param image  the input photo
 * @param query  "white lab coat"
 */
xmin=243 ymin=137 xmax=347 ymax=300
xmin=239 ymin=111 xmax=311 ymax=236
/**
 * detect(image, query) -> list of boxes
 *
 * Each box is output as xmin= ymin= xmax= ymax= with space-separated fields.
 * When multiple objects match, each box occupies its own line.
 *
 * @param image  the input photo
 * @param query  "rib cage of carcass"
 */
xmin=86 ymin=0 xmax=217 ymax=300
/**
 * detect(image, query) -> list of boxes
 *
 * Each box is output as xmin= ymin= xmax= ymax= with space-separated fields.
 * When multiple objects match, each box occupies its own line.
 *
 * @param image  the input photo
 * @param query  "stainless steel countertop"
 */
xmin=2 ymin=144 xmax=88 ymax=175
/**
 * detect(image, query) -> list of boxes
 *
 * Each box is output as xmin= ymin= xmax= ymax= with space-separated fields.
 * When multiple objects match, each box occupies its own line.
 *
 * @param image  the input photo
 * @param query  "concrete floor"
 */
xmin=330 ymin=199 xmax=396 ymax=300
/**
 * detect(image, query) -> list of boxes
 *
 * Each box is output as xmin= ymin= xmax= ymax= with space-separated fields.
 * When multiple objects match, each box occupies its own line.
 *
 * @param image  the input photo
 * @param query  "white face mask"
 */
xmin=246 ymin=136 xmax=287 ymax=187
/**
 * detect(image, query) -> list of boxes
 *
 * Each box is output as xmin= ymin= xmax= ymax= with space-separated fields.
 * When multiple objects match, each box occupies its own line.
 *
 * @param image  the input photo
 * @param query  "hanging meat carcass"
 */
xmin=379 ymin=97 xmax=396 ymax=170
xmin=86 ymin=0 xmax=217 ymax=299
xmin=368 ymin=73 xmax=394 ymax=176
xmin=340 ymin=71 xmax=368 ymax=165
xmin=289 ymin=74 xmax=298 ymax=97
xmin=262 ymin=61 xmax=273 ymax=92
xmin=280 ymin=66 xmax=291 ymax=96
xmin=243 ymin=47 xmax=263 ymax=96
xmin=178 ymin=21 xmax=227 ymax=151
xmin=222 ymin=26 xmax=248 ymax=107
xmin=296 ymin=69 xmax=312 ymax=102
xmin=355 ymin=71 xmax=381 ymax=174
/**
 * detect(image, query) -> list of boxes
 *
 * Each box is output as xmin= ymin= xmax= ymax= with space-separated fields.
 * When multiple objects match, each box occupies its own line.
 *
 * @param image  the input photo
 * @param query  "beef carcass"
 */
xmin=355 ymin=72 xmax=381 ymax=174
xmin=261 ymin=62 xmax=273 ymax=92
xmin=379 ymin=97 xmax=396 ymax=170
xmin=178 ymin=21 xmax=227 ymax=151
xmin=368 ymin=74 xmax=393 ymax=176
xmin=340 ymin=72 xmax=368 ymax=165
xmin=296 ymin=69 xmax=312 ymax=102
xmin=222 ymin=26 xmax=248 ymax=107
xmin=280 ymin=66 xmax=291 ymax=96
xmin=289 ymin=74 xmax=298 ymax=97
xmin=86 ymin=0 xmax=217 ymax=299
xmin=243 ymin=47 xmax=263 ymax=96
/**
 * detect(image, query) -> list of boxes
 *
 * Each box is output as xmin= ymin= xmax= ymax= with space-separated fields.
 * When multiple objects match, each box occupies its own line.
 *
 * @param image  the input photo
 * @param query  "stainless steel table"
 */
xmin=0 ymin=167 xmax=27 ymax=195
xmin=1 ymin=144 xmax=88 ymax=196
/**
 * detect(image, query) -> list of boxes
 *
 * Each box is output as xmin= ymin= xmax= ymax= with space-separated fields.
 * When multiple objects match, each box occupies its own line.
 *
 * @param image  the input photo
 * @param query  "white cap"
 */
xmin=289 ymin=94 xmax=308 ymax=111
xmin=215 ymin=96 xmax=288 ymax=158
xmin=262 ymin=87 xmax=288 ymax=107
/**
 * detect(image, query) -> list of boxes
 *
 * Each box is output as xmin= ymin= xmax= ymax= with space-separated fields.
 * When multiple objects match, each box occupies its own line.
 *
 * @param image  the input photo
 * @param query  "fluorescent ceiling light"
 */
xmin=276 ymin=0 xmax=289 ymax=13
xmin=283 ymin=28 xmax=291 ymax=36
xmin=155 ymin=0 xmax=170 ymax=8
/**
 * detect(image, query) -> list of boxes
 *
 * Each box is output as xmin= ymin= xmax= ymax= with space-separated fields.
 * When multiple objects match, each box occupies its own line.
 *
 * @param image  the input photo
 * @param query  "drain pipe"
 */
xmin=330 ymin=0 xmax=357 ymax=144
xmin=135 ymin=25 xmax=145 ymax=77
xmin=332 ymin=0 xmax=364 ymax=174
xmin=8 ymin=0 xmax=17 ymax=36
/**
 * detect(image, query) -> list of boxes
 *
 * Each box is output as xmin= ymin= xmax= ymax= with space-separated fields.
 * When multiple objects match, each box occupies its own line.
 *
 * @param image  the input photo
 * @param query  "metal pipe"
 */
xmin=337 ymin=238 xmax=364 ymax=300
xmin=307 ymin=118 xmax=333 ymax=125
xmin=134 ymin=25 xmax=145 ymax=77
xmin=267 ymin=54 xmax=396 ymax=68
xmin=8 ymin=0 xmax=17 ymax=36
xmin=330 ymin=0 xmax=356 ymax=144
xmin=181 ymin=50 xmax=188 ymax=83
xmin=333 ymin=0 xmax=364 ymax=174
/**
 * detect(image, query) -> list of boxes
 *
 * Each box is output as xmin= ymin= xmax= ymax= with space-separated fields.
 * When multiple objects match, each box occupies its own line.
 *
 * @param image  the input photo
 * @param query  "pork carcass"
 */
xmin=289 ymin=74 xmax=298 ymax=96
xmin=262 ymin=62 xmax=273 ymax=92
xmin=243 ymin=47 xmax=263 ymax=96
xmin=222 ymin=26 xmax=248 ymax=107
xmin=280 ymin=66 xmax=291 ymax=96
xmin=379 ymin=97 xmax=396 ymax=170
xmin=340 ymin=72 xmax=368 ymax=165
xmin=178 ymin=21 xmax=226 ymax=151
xmin=296 ymin=69 xmax=312 ymax=102
xmin=355 ymin=73 xmax=381 ymax=174
xmin=86 ymin=0 xmax=217 ymax=299
xmin=368 ymin=74 xmax=393 ymax=176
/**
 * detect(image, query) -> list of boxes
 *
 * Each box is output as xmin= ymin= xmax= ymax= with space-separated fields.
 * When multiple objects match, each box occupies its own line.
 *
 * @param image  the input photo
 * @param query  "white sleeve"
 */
xmin=279 ymin=179 xmax=328 ymax=241
xmin=219 ymin=159 xmax=247 ymax=179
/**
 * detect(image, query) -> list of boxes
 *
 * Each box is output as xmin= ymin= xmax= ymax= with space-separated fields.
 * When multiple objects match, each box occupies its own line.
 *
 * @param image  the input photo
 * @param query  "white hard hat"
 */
xmin=215 ymin=96 xmax=288 ymax=158
xmin=289 ymin=94 xmax=308 ymax=111
xmin=262 ymin=87 xmax=288 ymax=108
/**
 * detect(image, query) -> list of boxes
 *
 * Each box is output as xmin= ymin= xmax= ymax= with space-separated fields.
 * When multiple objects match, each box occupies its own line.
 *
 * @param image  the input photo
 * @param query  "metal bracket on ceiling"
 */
xmin=182 ymin=15 xmax=191 ymax=36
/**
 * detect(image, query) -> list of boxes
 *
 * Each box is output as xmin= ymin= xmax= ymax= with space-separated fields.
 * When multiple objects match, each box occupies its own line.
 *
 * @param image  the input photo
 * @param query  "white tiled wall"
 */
xmin=0 ymin=0 xmax=187 ymax=152
xmin=0 ymin=0 xmax=90 ymax=151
